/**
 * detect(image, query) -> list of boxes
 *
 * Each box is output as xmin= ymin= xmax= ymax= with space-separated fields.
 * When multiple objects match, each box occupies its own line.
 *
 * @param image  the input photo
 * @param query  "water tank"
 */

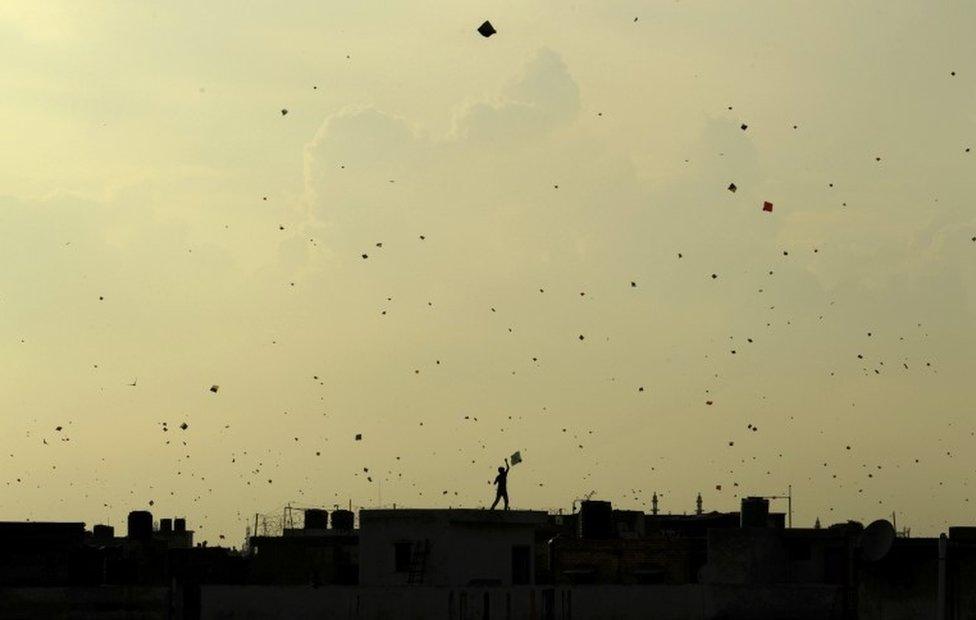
xmin=159 ymin=518 xmax=173 ymax=534
xmin=127 ymin=511 xmax=153 ymax=540
xmin=93 ymin=524 xmax=114 ymax=540
xmin=949 ymin=527 xmax=976 ymax=543
xmin=174 ymin=518 xmax=187 ymax=533
xmin=304 ymin=508 xmax=328 ymax=530
xmin=578 ymin=500 xmax=614 ymax=539
xmin=331 ymin=509 xmax=354 ymax=531
xmin=740 ymin=497 xmax=769 ymax=528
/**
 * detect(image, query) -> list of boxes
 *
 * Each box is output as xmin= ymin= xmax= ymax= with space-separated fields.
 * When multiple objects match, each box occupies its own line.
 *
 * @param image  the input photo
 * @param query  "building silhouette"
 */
xmin=0 ymin=494 xmax=974 ymax=618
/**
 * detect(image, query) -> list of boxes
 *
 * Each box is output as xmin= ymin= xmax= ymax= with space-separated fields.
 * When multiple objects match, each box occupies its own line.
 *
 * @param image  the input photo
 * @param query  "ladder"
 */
xmin=407 ymin=539 xmax=431 ymax=585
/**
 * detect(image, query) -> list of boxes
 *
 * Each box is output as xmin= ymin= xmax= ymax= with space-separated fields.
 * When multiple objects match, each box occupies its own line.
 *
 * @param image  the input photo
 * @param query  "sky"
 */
xmin=1 ymin=1 xmax=974 ymax=544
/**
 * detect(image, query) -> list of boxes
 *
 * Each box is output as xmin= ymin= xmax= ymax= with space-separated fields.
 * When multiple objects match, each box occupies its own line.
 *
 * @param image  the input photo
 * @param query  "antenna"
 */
xmin=282 ymin=504 xmax=296 ymax=530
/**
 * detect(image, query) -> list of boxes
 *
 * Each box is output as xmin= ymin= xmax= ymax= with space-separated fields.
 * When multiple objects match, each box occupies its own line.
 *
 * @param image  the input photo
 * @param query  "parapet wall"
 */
xmin=199 ymin=584 xmax=845 ymax=620
xmin=0 ymin=586 xmax=171 ymax=620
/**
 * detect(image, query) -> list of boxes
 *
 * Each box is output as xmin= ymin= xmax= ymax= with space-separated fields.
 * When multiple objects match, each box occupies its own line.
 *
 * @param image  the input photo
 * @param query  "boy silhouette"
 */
xmin=490 ymin=458 xmax=510 ymax=510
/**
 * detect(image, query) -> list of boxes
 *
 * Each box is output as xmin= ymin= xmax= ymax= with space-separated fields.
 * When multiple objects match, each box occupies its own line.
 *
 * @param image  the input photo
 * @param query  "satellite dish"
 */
xmin=860 ymin=519 xmax=895 ymax=562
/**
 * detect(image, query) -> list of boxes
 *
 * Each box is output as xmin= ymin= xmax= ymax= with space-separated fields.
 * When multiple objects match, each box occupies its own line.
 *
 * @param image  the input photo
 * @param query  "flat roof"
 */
xmin=361 ymin=508 xmax=548 ymax=525
xmin=0 ymin=521 xmax=86 ymax=534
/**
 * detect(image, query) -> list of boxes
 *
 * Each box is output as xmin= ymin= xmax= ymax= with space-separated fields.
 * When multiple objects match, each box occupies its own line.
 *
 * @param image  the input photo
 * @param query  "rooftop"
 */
xmin=360 ymin=508 xmax=549 ymax=526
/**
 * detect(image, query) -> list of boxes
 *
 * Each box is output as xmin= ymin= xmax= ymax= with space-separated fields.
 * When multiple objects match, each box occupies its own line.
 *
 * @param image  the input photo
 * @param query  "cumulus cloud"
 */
xmin=301 ymin=47 xmax=580 ymax=219
xmin=453 ymin=48 xmax=581 ymax=142
xmin=294 ymin=47 xmax=590 ymax=279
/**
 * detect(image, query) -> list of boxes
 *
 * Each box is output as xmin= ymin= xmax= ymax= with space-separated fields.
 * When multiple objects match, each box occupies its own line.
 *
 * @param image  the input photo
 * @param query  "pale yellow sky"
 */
xmin=1 ymin=1 xmax=974 ymax=542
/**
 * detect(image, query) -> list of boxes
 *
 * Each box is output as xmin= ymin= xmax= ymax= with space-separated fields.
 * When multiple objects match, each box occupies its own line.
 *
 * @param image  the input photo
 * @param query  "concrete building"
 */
xmin=248 ymin=509 xmax=358 ymax=585
xmin=0 ymin=521 xmax=96 ymax=586
xmin=358 ymin=509 xmax=548 ymax=587
xmin=6 ymin=499 xmax=976 ymax=618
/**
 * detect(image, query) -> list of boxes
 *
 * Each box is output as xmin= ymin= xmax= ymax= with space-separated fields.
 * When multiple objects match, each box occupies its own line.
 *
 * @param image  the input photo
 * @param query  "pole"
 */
xmin=938 ymin=533 xmax=947 ymax=619
xmin=788 ymin=485 xmax=792 ymax=528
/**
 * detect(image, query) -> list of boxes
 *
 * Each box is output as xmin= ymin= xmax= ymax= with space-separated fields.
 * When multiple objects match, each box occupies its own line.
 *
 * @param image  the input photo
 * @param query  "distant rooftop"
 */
xmin=360 ymin=508 xmax=548 ymax=525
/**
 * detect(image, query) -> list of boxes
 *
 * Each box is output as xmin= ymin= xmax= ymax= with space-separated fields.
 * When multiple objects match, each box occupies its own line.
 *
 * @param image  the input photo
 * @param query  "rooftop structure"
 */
xmin=359 ymin=508 xmax=548 ymax=587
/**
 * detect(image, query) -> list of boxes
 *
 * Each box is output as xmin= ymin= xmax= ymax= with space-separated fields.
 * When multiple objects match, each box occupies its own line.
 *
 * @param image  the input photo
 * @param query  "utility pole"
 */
xmin=788 ymin=485 xmax=792 ymax=528
xmin=938 ymin=534 xmax=947 ymax=619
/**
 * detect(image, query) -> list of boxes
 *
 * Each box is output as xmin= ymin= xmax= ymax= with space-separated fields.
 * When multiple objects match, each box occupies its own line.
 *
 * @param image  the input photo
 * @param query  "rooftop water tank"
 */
xmin=127 ymin=511 xmax=153 ymax=540
xmin=740 ymin=497 xmax=769 ymax=528
xmin=331 ymin=509 xmax=354 ymax=531
xmin=578 ymin=500 xmax=614 ymax=539
xmin=304 ymin=508 xmax=328 ymax=530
